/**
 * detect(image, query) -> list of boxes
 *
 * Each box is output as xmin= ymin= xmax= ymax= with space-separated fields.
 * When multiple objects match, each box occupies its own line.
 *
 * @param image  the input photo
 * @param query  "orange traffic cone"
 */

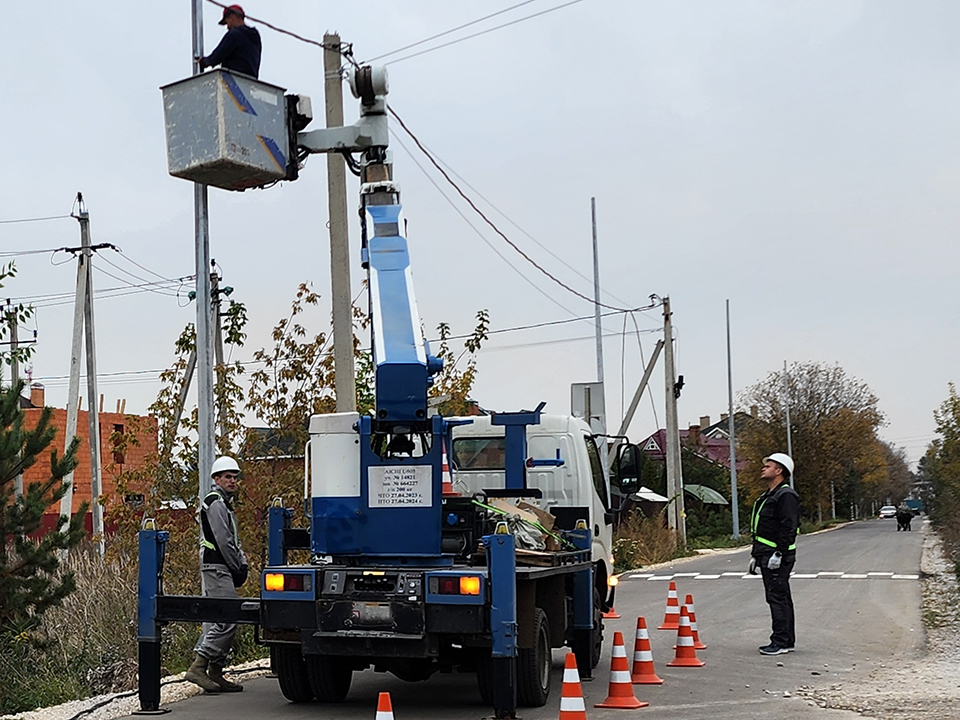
xmin=441 ymin=444 xmax=459 ymax=497
xmin=559 ymin=653 xmax=588 ymax=720
xmin=630 ymin=617 xmax=663 ymax=685
xmin=375 ymin=692 xmax=395 ymax=720
xmin=595 ymin=631 xmax=648 ymax=709
xmin=684 ymin=594 xmax=707 ymax=650
xmin=667 ymin=606 xmax=704 ymax=667
xmin=657 ymin=581 xmax=680 ymax=630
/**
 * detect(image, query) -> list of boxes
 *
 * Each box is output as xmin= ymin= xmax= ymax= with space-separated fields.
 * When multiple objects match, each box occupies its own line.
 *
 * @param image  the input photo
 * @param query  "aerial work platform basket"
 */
xmin=161 ymin=69 xmax=289 ymax=191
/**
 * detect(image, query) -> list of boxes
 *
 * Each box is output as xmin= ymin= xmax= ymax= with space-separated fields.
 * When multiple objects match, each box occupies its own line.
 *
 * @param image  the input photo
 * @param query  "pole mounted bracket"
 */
xmin=298 ymin=65 xmax=389 ymax=155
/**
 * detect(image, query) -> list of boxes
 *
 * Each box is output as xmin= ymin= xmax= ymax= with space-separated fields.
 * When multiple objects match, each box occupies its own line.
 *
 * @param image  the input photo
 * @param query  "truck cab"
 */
xmin=448 ymin=413 xmax=615 ymax=607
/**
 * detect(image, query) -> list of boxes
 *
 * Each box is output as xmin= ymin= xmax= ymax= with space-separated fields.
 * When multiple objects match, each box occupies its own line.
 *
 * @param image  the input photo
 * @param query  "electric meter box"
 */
xmin=161 ymin=70 xmax=289 ymax=191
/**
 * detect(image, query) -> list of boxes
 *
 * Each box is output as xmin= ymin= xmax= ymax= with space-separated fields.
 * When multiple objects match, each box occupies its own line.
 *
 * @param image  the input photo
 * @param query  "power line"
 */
xmin=204 ymin=0 xmax=351 ymax=55
xmin=382 ymin=0 xmax=590 ymax=66
xmin=0 ymin=246 xmax=72 ymax=258
xmin=389 ymin=128 xmax=582 ymax=321
xmin=91 ymin=262 xmax=180 ymax=298
xmin=389 ymin=104 xmax=640 ymax=313
xmin=0 ymin=215 xmax=72 ymax=226
xmin=364 ymin=0 xmax=543 ymax=63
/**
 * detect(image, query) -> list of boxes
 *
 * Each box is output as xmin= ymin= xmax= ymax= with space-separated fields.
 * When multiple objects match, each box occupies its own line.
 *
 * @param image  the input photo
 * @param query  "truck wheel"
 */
xmin=272 ymin=646 xmax=314 ymax=703
xmin=592 ymin=587 xmax=604 ymax=669
xmin=517 ymin=608 xmax=552 ymax=707
xmin=305 ymin=654 xmax=352 ymax=702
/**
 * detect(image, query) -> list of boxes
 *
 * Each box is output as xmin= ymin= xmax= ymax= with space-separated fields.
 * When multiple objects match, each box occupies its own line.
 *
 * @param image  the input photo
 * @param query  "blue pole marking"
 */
xmin=484 ymin=532 xmax=517 ymax=658
xmin=219 ymin=72 xmax=257 ymax=115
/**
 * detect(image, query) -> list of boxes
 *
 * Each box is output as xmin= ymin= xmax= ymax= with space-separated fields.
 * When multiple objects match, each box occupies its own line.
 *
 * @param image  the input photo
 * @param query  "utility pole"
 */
xmin=663 ymin=297 xmax=685 ymax=542
xmin=607 ymin=339 xmax=664 ymax=466
xmin=325 ymin=32 xmax=356 ymax=413
xmin=81 ymin=206 xmax=104 ymax=555
xmin=6 ymin=306 xmax=23 ymax=497
xmin=726 ymin=300 xmax=739 ymax=539
xmin=783 ymin=360 xmax=794 ymax=488
xmin=590 ymin=197 xmax=609 ymax=480
xmin=192 ymin=0 xmax=215 ymax=495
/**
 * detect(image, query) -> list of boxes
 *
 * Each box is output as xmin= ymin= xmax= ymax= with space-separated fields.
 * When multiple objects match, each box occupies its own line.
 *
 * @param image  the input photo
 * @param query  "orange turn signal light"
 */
xmin=265 ymin=573 xmax=285 ymax=592
xmin=459 ymin=576 xmax=481 ymax=595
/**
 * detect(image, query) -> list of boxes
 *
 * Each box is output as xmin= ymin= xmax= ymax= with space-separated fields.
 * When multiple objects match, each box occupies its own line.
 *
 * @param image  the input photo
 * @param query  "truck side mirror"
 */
xmin=616 ymin=443 xmax=642 ymax=495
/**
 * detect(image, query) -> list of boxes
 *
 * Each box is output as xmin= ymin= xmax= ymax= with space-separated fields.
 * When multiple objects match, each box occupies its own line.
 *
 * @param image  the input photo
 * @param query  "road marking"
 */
xmin=621 ymin=570 xmax=919 ymax=581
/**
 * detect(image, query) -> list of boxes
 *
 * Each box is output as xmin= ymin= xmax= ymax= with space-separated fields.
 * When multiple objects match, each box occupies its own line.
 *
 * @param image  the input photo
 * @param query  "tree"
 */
xmin=0 ymin=263 xmax=36 ymax=372
xmin=738 ymin=361 xmax=885 ymax=523
xmin=430 ymin=310 xmax=490 ymax=416
xmin=923 ymin=384 xmax=960 ymax=565
xmin=0 ymin=381 xmax=86 ymax=634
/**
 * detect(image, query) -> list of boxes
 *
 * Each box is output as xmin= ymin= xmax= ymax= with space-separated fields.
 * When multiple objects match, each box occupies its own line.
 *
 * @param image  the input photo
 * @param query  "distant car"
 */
xmin=879 ymin=505 xmax=897 ymax=518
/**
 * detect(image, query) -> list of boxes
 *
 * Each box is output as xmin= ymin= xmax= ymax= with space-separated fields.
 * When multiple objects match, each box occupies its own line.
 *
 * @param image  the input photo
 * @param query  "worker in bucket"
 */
xmin=185 ymin=456 xmax=249 ymax=693
xmin=199 ymin=5 xmax=262 ymax=79
xmin=749 ymin=453 xmax=799 ymax=656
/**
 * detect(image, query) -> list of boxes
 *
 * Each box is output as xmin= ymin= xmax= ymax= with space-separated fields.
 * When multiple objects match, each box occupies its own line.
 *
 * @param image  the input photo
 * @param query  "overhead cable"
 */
xmin=0 ymin=214 xmax=72 ymax=226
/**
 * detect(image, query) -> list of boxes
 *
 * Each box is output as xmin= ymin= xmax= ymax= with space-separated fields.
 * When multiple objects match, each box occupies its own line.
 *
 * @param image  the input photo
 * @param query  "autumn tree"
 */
xmin=923 ymin=384 xmax=960 ymax=565
xmin=430 ymin=310 xmax=490 ymax=416
xmin=738 ymin=361 xmax=885 ymax=524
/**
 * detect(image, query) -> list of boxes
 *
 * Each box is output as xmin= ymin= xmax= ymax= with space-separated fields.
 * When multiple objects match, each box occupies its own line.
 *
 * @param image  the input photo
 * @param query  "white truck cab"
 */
xmin=447 ymin=414 xmax=615 ymax=602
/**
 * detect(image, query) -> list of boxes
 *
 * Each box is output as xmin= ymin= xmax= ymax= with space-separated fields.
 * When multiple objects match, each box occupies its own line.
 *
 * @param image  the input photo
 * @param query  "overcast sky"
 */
xmin=3 ymin=1 xmax=958 ymax=467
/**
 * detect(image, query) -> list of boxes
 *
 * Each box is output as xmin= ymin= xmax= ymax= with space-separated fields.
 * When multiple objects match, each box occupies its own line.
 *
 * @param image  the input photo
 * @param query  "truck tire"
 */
xmin=272 ymin=646 xmax=314 ymax=703
xmin=517 ymin=608 xmax=552 ymax=707
xmin=305 ymin=654 xmax=352 ymax=702
xmin=592 ymin=587 xmax=604 ymax=669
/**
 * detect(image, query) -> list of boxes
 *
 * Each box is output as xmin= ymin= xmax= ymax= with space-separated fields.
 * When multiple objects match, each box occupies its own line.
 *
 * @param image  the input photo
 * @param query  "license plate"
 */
xmin=352 ymin=602 xmax=392 ymax=625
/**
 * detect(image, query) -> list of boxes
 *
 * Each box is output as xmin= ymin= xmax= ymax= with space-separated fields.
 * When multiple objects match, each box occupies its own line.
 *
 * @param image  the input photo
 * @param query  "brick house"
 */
xmin=19 ymin=383 xmax=159 ymax=533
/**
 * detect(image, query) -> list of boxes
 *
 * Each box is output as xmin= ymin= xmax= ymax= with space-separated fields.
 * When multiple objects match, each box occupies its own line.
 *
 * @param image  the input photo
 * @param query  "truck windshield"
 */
xmin=452 ymin=437 xmax=506 ymax=470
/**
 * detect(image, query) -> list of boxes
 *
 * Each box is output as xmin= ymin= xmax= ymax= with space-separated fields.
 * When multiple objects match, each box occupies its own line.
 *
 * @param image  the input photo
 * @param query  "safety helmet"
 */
xmin=211 ymin=456 xmax=241 ymax=478
xmin=763 ymin=452 xmax=794 ymax=477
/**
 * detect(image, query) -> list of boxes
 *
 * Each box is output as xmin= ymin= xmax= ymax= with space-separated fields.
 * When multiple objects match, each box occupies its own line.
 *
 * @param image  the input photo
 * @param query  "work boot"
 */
xmin=185 ymin=654 xmax=222 ymax=692
xmin=208 ymin=663 xmax=244 ymax=692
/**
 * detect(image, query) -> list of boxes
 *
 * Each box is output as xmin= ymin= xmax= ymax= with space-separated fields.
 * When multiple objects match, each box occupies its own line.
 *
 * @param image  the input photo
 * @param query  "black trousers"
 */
xmin=759 ymin=557 xmax=795 ymax=648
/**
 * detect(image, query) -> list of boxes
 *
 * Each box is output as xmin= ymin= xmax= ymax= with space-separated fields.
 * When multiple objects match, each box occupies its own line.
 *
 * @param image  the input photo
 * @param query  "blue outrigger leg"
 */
xmin=136 ymin=528 xmax=169 ymax=714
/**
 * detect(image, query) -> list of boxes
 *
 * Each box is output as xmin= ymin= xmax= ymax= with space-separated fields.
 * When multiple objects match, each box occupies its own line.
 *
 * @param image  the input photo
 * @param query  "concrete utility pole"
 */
xmin=80 ymin=208 xmax=104 ymax=555
xmin=325 ymin=32 xmax=357 ymax=413
xmin=192 ymin=0 xmax=215 ymax=495
xmin=662 ymin=297 xmax=685 ymax=542
xmin=212 ymin=267 xmax=227 ymax=444
xmin=6 ymin=306 xmax=23 ymax=497
xmin=590 ymin=197 xmax=609 ymax=480
xmin=607 ymin=339 xmax=664 ymax=467
xmin=726 ymin=299 xmax=739 ymax=539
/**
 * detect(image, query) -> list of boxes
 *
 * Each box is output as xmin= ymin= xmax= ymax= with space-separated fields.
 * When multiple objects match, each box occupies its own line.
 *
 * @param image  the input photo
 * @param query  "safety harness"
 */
xmin=200 ymin=488 xmax=240 ymax=565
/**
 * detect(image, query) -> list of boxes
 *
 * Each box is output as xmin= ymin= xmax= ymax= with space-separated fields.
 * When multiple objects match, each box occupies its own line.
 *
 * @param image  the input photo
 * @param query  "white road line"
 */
xmin=648 ymin=575 xmax=675 ymax=580
xmin=868 ymin=572 xmax=894 ymax=576
xmin=892 ymin=574 xmax=920 ymax=580
xmin=818 ymin=571 xmax=844 ymax=576
xmin=673 ymin=572 xmax=699 ymax=577
xmin=696 ymin=574 xmax=721 ymax=579
xmin=841 ymin=574 xmax=869 ymax=579
xmin=627 ymin=574 xmax=653 ymax=579
xmin=791 ymin=574 xmax=819 ymax=579
xmin=722 ymin=571 xmax=744 ymax=577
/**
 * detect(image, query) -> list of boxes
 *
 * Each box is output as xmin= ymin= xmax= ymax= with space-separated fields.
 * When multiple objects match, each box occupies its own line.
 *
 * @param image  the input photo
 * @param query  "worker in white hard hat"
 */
xmin=749 ymin=452 xmax=799 ymax=656
xmin=185 ymin=456 xmax=249 ymax=693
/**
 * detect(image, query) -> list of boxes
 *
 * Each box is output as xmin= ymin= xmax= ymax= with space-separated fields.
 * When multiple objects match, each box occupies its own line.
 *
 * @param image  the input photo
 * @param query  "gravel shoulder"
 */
xmin=797 ymin=520 xmax=960 ymax=719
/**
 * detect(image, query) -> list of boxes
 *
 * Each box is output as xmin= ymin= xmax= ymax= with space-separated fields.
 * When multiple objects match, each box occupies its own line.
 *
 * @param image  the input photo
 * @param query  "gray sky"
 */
xmin=3 ymin=1 xmax=958 ymax=466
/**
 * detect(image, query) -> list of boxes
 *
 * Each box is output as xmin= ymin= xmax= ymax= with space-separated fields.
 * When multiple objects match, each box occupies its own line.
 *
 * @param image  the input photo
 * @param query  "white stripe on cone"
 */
xmin=563 ymin=668 xmax=581 ymax=683
xmin=634 ymin=650 xmax=653 ymax=661
xmin=610 ymin=670 xmax=632 ymax=683
xmin=612 ymin=645 xmax=627 ymax=658
xmin=561 ymin=697 xmax=586 ymax=711
xmin=677 ymin=636 xmax=694 ymax=647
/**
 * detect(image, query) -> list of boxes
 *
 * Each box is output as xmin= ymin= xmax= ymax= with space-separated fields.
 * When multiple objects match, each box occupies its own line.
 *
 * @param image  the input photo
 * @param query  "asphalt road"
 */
xmin=138 ymin=518 xmax=923 ymax=720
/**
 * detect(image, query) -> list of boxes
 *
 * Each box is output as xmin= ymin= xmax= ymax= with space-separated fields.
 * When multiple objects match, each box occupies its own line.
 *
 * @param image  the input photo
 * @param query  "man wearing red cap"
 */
xmin=200 ymin=5 xmax=261 ymax=78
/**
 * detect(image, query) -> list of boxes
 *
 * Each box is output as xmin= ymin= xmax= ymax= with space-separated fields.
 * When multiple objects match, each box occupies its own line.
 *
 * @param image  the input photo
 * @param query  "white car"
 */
xmin=878 ymin=505 xmax=897 ymax=518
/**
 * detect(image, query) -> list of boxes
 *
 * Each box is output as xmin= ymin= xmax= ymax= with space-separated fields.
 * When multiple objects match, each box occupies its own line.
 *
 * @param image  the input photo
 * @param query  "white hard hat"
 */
xmin=764 ymin=452 xmax=794 ymax=476
xmin=211 ymin=456 xmax=240 ymax=477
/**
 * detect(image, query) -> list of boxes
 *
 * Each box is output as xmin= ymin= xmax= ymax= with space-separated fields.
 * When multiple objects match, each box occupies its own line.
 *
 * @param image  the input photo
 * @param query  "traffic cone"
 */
xmin=441 ymin=444 xmax=459 ymax=497
xmin=559 ymin=653 xmax=588 ymax=720
xmin=684 ymin=594 xmax=707 ymax=650
xmin=666 ymin=606 xmax=704 ymax=667
xmin=630 ymin=617 xmax=663 ymax=685
xmin=595 ymin=631 xmax=648 ymax=709
xmin=376 ymin=692 xmax=394 ymax=720
xmin=657 ymin=581 xmax=680 ymax=630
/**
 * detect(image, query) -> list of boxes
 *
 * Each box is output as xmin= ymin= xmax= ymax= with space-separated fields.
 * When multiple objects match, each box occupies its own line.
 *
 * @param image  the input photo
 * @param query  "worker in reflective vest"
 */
xmin=750 ymin=452 xmax=799 ymax=656
xmin=185 ymin=456 xmax=249 ymax=693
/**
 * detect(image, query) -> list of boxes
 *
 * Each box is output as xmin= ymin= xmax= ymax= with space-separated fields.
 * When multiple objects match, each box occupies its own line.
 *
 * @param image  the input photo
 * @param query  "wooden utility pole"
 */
xmin=325 ymin=32 xmax=356 ymax=413
xmin=663 ymin=297 xmax=685 ymax=543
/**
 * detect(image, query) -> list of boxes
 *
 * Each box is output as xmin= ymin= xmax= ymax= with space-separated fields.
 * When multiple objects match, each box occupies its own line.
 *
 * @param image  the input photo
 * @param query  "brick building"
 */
xmin=20 ymin=383 xmax=158 ymax=531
